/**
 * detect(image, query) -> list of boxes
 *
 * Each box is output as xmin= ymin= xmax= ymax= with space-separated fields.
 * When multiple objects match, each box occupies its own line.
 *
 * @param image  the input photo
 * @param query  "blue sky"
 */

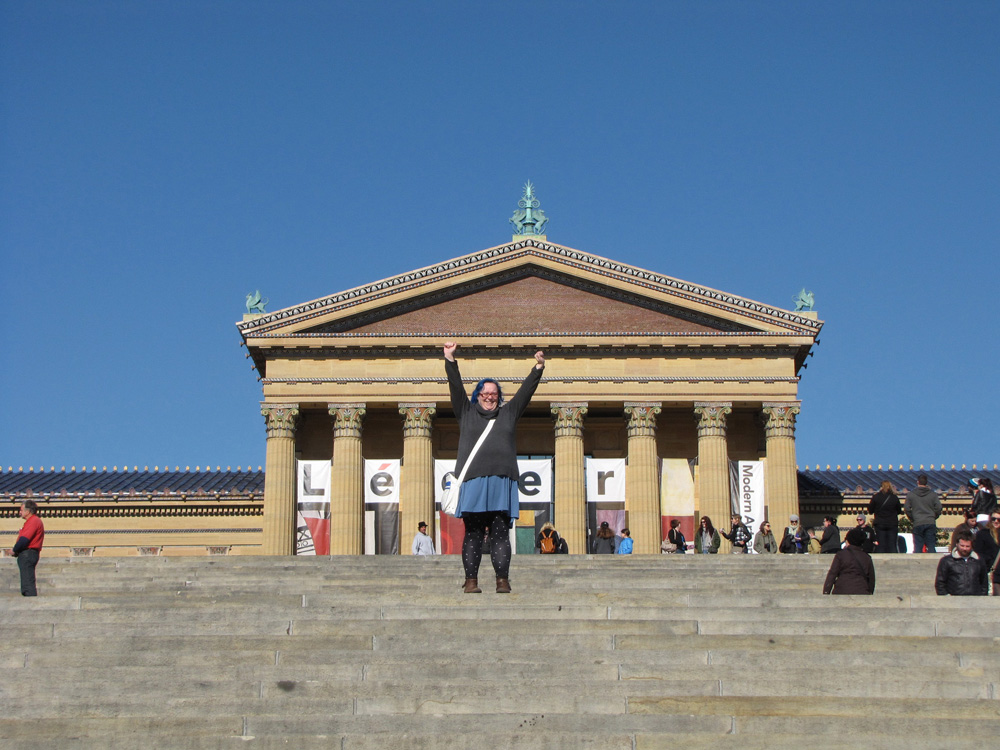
xmin=2 ymin=1 xmax=997 ymax=472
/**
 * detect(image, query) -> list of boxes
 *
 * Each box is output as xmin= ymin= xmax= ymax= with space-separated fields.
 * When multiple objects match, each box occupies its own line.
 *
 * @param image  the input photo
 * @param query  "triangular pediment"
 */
xmin=309 ymin=270 xmax=746 ymax=335
xmin=238 ymin=239 xmax=822 ymax=340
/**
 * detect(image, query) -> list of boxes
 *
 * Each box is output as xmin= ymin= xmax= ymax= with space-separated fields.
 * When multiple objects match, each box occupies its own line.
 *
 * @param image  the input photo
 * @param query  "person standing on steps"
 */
xmin=411 ymin=521 xmax=436 ymax=556
xmin=615 ymin=528 xmax=633 ymax=554
xmin=822 ymin=527 xmax=876 ymax=595
xmin=819 ymin=516 xmax=841 ymax=553
xmin=868 ymin=480 xmax=902 ymax=553
xmin=905 ymin=474 xmax=942 ymax=554
xmin=592 ymin=521 xmax=617 ymax=554
xmin=444 ymin=341 xmax=544 ymax=594
xmin=753 ymin=521 xmax=777 ymax=554
xmin=10 ymin=500 xmax=44 ymax=596
xmin=722 ymin=514 xmax=752 ymax=554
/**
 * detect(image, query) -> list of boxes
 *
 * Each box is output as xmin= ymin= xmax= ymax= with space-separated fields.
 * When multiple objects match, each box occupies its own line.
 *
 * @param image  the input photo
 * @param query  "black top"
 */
xmin=446 ymin=358 xmax=543 ymax=482
xmin=868 ymin=491 xmax=902 ymax=528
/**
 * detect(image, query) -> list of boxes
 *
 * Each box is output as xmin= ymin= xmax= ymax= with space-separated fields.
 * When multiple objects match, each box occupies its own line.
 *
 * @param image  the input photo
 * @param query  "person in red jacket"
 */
xmin=11 ymin=500 xmax=45 ymax=596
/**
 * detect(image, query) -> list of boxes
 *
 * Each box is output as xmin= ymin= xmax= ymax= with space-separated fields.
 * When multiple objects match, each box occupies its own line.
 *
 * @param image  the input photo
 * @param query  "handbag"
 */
xmin=440 ymin=419 xmax=495 ymax=516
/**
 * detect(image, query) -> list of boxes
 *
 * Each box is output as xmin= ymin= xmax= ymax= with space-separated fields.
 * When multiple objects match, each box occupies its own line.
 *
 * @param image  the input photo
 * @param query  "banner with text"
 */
xmin=729 ymin=460 xmax=766 ymax=550
xmin=364 ymin=460 xmax=400 ymax=554
xmin=585 ymin=458 xmax=626 ymax=503
xmin=364 ymin=460 xmax=401 ymax=504
xmin=296 ymin=460 xmax=331 ymax=556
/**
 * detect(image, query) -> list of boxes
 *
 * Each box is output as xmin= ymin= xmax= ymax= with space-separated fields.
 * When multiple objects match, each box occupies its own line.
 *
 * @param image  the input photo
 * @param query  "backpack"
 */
xmin=540 ymin=530 xmax=556 ymax=554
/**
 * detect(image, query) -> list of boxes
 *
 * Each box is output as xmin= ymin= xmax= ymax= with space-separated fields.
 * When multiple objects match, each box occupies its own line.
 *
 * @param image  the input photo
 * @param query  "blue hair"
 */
xmin=471 ymin=378 xmax=504 ymax=406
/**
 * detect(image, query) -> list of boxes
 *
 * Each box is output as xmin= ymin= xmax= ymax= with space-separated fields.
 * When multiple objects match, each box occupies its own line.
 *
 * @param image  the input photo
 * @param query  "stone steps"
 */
xmin=1 ymin=554 xmax=994 ymax=748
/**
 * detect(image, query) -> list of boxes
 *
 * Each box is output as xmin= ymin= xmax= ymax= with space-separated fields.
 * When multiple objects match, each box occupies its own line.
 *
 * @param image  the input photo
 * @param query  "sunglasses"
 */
xmin=991 ymin=517 xmax=1000 ymax=523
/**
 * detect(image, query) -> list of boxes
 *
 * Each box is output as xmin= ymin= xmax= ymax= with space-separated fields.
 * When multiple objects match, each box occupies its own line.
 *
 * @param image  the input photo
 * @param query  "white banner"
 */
xmin=734 ymin=461 xmax=766 ymax=550
xmin=586 ymin=458 xmax=626 ymax=503
xmin=516 ymin=459 xmax=552 ymax=504
xmin=660 ymin=458 xmax=695 ymax=517
xmin=433 ymin=459 xmax=553 ymax=505
xmin=364 ymin=460 xmax=401 ymax=504
xmin=296 ymin=460 xmax=331 ymax=556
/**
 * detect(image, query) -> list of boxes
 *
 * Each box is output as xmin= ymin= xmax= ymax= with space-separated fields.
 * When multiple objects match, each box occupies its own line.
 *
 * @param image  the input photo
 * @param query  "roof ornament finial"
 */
xmin=245 ymin=290 xmax=268 ymax=315
xmin=510 ymin=181 xmax=548 ymax=240
xmin=792 ymin=288 xmax=815 ymax=312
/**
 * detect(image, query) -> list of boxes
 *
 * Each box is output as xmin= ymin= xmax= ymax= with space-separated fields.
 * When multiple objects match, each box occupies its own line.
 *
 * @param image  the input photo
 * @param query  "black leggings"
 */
xmin=461 ymin=511 xmax=511 ymax=579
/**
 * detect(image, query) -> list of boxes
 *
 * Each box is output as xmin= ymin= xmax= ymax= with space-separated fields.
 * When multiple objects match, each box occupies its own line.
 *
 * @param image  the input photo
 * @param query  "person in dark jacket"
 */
xmin=823 ymin=527 xmax=876 ymax=595
xmin=972 ymin=513 xmax=1000 ymax=585
xmin=854 ymin=513 xmax=876 ymax=554
xmin=819 ymin=516 xmax=841 ymax=553
xmin=868 ymin=480 xmax=902 ymax=553
xmin=445 ymin=341 xmax=544 ymax=594
xmin=694 ymin=516 xmax=721 ymax=554
xmin=537 ymin=522 xmax=562 ymax=555
xmin=661 ymin=518 xmax=686 ymax=553
xmin=779 ymin=515 xmax=808 ymax=554
xmin=936 ymin=529 xmax=988 ymax=596
xmin=970 ymin=477 xmax=997 ymax=518
xmin=905 ymin=474 xmax=942 ymax=553
xmin=950 ymin=510 xmax=979 ymax=552
xmin=592 ymin=521 xmax=617 ymax=554
xmin=721 ymin=514 xmax=752 ymax=554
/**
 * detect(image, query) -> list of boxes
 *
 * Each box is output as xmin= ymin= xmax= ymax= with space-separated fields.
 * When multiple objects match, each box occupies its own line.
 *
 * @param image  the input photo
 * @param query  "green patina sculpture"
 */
xmin=509 ymin=181 xmax=549 ymax=236
xmin=246 ymin=290 xmax=269 ymax=314
xmin=792 ymin=288 xmax=815 ymax=312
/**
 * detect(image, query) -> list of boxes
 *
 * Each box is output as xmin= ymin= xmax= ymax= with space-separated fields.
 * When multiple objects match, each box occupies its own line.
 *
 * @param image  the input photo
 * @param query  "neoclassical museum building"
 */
xmin=2 ymin=191 xmax=992 ymax=557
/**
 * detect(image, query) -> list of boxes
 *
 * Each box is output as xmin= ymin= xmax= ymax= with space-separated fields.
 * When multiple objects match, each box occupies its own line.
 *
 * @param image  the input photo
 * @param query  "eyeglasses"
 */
xmin=479 ymin=393 xmax=498 ymax=401
xmin=991 ymin=517 xmax=1000 ymax=523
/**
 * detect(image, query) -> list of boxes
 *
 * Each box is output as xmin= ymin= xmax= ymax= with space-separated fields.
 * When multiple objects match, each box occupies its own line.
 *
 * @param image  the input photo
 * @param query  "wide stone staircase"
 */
xmin=2 ymin=553 xmax=998 ymax=749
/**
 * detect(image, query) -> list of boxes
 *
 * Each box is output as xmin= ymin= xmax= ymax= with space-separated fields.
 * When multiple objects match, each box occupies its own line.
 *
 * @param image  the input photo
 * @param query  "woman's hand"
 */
xmin=444 ymin=341 xmax=457 ymax=361
xmin=534 ymin=350 xmax=545 ymax=369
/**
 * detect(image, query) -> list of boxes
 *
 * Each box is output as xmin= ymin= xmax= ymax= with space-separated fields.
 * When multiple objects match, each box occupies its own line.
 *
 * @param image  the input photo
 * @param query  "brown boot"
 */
xmin=496 ymin=577 xmax=511 ymax=594
xmin=463 ymin=578 xmax=482 ymax=594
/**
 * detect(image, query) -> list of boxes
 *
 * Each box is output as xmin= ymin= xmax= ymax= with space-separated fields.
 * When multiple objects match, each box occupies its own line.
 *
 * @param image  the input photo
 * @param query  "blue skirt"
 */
xmin=456 ymin=476 xmax=519 ymax=525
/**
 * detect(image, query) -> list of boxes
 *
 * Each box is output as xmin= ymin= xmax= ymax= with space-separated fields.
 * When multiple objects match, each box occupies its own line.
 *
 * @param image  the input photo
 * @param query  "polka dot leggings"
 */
xmin=461 ymin=511 xmax=511 ymax=579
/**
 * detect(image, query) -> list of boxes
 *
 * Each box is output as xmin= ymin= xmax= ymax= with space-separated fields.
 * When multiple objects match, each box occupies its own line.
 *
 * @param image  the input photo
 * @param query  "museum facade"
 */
xmin=238 ymin=217 xmax=822 ymax=556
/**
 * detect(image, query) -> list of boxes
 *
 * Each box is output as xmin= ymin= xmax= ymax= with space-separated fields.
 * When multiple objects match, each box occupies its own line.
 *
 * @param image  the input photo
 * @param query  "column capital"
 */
xmin=763 ymin=402 xmax=801 ymax=438
xmin=625 ymin=402 xmax=662 ymax=438
xmin=261 ymin=403 xmax=300 ymax=439
xmin=551 ymin=402 xmax=588 ymax=438
xmin=694 ymin=402 xmax=732 ymax=437
xmin=399 ymin=403 xmax=436 ymax=438
xmin=328 ymin=403 xmax=366 ymax=439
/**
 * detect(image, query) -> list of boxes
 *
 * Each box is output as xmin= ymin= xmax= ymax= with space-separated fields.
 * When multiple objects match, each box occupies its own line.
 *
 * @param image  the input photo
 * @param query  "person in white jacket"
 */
xmin=411 ymin=522 xmax=436 ymax=556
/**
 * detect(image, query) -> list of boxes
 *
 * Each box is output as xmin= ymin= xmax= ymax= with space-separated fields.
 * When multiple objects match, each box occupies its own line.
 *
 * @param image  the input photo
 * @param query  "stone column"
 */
xmin=551 ymin=403 xmax=588 ymax=555
xmin=399 ymin=403 xmax=436 ymax=552
xmin=328 ymin=403 xmax=366 ymax=555
xmin=695 ymin=402 xmax=732 ymax=552
xmin=260 ymin=403 xmax=300 ymax=556
xmin=625 ymin=402 xmax=662 ymax=555
xmin=763 ymin=402 xmax=801 ymax=529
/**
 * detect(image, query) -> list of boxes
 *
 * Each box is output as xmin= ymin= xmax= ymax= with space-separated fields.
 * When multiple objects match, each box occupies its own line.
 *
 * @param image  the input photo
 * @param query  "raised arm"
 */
xmin=506 ymin=350 xmax=545 ymax=418
xmin=443 ymin=341 xmax=469 ymax=417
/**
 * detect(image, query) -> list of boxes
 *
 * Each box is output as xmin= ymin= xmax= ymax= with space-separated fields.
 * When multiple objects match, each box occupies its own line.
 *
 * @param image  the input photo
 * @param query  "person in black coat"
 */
xmin=972 ymin=514 xmax=1000 ymax=580
xmin=971 ymin=478 xmax=997 ymax=518
xmin=868 ymin=480 xmax=902 ymax=553
xmin=853 ymin=513 xmax=877 ymax=554
xmin=819 ymin=516 xmax=841 ymax=553
xmin=936 ymin=530 xmax=988 ymax=596
xmin=823 ymin=527 xmax=876 ymax=595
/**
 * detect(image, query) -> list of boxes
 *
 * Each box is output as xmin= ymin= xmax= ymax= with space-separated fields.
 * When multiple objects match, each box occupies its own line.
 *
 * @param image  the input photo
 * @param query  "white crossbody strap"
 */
xmin=455 ymin=419 xmax=495 ymax=484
